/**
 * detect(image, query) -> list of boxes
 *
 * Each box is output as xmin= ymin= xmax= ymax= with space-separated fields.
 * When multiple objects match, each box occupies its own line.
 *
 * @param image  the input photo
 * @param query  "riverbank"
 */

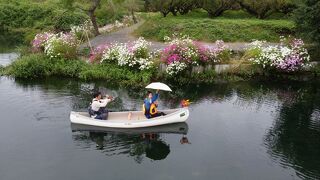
xmin=2 ymin=53 xmax=320 ymax=88
xmin=1 ymin=11 xmax=318 ymax=89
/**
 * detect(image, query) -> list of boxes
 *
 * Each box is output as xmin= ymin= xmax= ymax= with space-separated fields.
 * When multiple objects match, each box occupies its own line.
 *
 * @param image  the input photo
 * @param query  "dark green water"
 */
xmin=0 ymin=55 xmax=320 ymax=180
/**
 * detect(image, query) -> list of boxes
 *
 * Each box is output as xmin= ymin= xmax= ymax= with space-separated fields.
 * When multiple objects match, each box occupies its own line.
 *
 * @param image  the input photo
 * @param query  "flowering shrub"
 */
xmin=99 ymin=37 xmax=153 ymax=70
xmin=102 ymin=43 xmax=132 ymax=65
xmin=32 ymin=32 xmax=54 ymax=52
xmin=89 ymin=44 xmax=110 ymax=63
xmin=44 ymin=32 xmax=79 ymax=59
xmin=166 ymin=61 xmax=188 ymax=75
xmin=247 ymin=38 xmax=310 ymax=72
xmin=32 ymin=31 xmax=80 ymax=59
xmin=161 ymin=35 xmax=228 ymax=75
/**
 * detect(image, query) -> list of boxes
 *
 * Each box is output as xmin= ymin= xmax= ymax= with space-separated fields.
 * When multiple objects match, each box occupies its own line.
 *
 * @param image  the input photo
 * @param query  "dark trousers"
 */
xmin=94 ymin=107 xmax=109 ymax=120
xmin=150 ymin=112 xmax=166 ymax=118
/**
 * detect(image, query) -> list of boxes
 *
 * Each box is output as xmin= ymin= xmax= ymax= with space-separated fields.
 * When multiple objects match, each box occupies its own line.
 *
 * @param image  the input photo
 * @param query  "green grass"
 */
xmin=5 ymin=54 xmax=155 ymax=87
xmin=0 ymin=0 xmax=127 ymax=45
xmin=0 ymin=65 xmax=4 ymax=76
xmin=134 ymin=10 xmax=295 ymax=42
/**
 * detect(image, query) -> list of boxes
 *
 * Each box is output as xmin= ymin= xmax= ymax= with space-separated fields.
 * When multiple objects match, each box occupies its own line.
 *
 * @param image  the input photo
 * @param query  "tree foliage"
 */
xmin=274 ymin=0 xmax=297 ymax=14
xmin=237 ymin=0 xmax=274 ymax=19
xmin=294 ymin=0 xmax=320 ymax=45
xmin=62 ymin=0 xmax=105 ymax=36
xmin=0 ymin=1 xmax=87 ymax=44
xmin=149 ymin=0 xmax=200 ymax=17
xmin=202 ymin=0 xmax=237 ymax=18
xmin=147 ymin=0 xmax=299 ymax=19
xmin=176 ymin=0 xmax=201 ymax=15
xmin=123 ymin=0 xmax=144 ymax=23
xmin=151 ymin=0 xmax=176 ymax=17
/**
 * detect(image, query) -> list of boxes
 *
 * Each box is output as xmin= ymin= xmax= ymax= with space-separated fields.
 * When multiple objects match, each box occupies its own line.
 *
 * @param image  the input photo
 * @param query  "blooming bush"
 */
xmin=89 ymin=44 xmax=110 ymax=63
xmin=161 ymin=35 xmax=228 ymax=75
xmin=247 ymin=38 xmax=310 ymax=72
xmin=102 ymin=43 xmax=132 ymax=65
xmin=32 ymin=32 xmax=54 ymax=52
xmin=99 ymin=37 xmax=153 ymax=70
xmin=44 ymin=32 xmax=79 ymax=59
xmin=32 ymin=31 xmax=80 ymax=59
xmin=166 ymin=61 xmax=188 ymax=76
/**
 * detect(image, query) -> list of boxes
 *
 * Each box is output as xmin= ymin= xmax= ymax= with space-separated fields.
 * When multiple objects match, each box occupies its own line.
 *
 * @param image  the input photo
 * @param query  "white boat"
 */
xmin=71 ymin=122 xmax=189 ymax=134
xmin=70 ymin=108 xmax=189 ymax=128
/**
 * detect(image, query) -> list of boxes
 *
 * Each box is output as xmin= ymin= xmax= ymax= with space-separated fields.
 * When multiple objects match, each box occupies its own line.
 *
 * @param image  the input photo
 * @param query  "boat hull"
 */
xmin=71 ymin=122 xmax=189 ymax=134
xmin=70 ymin=108 xmax=189 ymax=128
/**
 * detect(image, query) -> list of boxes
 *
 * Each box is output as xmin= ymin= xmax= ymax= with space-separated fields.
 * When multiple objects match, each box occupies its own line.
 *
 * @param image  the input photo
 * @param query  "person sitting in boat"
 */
xmin=89 ymin=91 xmax=113 ymax=120
xmin=143 ymin=90 xmax=165 ymax=119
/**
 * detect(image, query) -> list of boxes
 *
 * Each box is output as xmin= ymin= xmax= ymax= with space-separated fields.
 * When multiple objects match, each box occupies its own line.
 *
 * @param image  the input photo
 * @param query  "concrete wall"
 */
xmin=159 ymin=62 xmax=320 ymax=74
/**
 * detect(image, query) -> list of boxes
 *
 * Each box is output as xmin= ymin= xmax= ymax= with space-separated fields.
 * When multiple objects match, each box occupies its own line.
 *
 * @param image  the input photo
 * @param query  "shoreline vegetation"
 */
xmin=1 ymin=27 xmax=320 ymax=88
xmin=1 ymin=0 xmax=319 ymax=88
xmin=2 ymin=52 xmax=320 ymax=88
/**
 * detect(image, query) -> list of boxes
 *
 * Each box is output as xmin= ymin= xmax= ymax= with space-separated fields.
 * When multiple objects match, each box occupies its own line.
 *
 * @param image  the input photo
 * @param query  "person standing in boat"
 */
xmin=89 ymin=91 xmax=113 ymax=120
xmin=143 ymin=90 xmax=165 ymax=119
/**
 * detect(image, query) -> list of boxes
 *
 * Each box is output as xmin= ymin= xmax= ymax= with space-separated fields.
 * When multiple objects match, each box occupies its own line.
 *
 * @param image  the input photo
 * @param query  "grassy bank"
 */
xmin=3 ymin=54 xmax=320 ymax=88
xmin=3 ymin=54 xmax=154 ymax=87
xmin=134 ymin=10 xmax=295 ymax=42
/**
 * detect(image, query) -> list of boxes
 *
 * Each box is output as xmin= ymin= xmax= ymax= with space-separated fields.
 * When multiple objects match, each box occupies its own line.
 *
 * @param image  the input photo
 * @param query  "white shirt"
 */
xmin=91 ymin=98 xmax=111 ymax=111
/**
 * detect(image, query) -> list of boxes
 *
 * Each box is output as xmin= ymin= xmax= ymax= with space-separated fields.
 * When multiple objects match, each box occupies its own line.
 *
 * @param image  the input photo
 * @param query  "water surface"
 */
xmin=0 ymin=53 xmax=19 ymax=66
xmin=0 ymin=56 xmax=319 ymax=180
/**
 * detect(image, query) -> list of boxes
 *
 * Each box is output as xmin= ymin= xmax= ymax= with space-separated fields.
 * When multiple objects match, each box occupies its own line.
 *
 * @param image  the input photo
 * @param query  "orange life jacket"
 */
xmin=142 ymin=103 xmax=158 ymax=115
xmin=150 ymin=103 xmax=158 ymax=115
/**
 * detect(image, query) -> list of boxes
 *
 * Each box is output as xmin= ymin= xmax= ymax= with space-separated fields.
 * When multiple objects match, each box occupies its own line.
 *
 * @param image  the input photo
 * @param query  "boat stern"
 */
xmin=179 ymin=107 xmax=190 ymax=122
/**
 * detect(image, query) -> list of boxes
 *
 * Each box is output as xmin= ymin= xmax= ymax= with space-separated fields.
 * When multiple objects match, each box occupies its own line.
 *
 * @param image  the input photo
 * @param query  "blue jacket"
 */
xmin=144 ymin=93 xmax=159 ymax=118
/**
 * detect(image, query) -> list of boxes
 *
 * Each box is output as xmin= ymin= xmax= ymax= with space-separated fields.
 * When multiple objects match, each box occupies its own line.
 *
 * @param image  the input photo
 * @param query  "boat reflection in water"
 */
xmin=71 ymin=122 xmax=189 ymax=162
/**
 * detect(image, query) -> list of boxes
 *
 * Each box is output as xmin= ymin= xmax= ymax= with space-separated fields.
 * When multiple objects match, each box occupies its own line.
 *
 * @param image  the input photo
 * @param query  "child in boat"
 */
xmin=143 ymin=90 xmax=165 ymax=119
xmin=89 ymin=91 xmax=113 ymax=120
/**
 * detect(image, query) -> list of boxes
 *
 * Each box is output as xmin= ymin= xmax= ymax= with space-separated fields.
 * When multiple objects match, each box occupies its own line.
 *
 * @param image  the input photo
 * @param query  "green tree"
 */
xmin=202 ymin=0 xmax=236 ymax=18
xmin=123 ymin=0 xmax=144 ymax=23
xmin=274 ymin=0 xmax=297 ymax=14
xmin=149 ymin=0 xmax=177 ymax=17
xmin=143 ymin=0 xmax=152 ymax=11
xmin=294 ymin=0 xmax=320 ymax=46
xmin=176 ymin=0 xmax=200 ymax=15
xmin=238 ymin=0 xmax=274 ymax=19
xmin=62 ymin=0 xmax=103 ymax=36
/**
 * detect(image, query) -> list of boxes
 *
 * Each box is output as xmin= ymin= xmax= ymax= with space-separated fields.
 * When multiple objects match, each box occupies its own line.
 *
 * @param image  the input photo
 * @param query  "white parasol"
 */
xmin=145 ymin=82 xmax=172 ymax=92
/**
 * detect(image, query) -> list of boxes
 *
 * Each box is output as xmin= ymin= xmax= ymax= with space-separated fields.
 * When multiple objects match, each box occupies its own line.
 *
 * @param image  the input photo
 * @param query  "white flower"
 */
xmin=101 ymin=37 xmax=154 ymax=70
xmin=246 ymin=40 xmax=266 ymax=50
xmin=44 ymin=32 xmax=79 ymax=59
xmin=248 ymin=38 xmax=310 ymax=71
xmin=166 ymin=61 xmax=187 ymax=75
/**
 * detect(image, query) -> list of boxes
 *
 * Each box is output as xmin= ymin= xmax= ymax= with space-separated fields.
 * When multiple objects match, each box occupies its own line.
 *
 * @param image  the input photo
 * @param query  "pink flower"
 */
xmin=167 ymin=54 xmax=181 ymax=64
xmin=89 ymin=43 xmax=110 ymax=63
xmin=32 ymin=32 xmax=54 ymax=52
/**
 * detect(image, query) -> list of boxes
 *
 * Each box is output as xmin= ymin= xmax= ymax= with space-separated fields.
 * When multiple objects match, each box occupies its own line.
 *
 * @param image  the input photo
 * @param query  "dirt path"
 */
xmin=82 ymin=20 xmax=277 ymax=51
xmin=80 ymin=21 xmax=144 ymax=49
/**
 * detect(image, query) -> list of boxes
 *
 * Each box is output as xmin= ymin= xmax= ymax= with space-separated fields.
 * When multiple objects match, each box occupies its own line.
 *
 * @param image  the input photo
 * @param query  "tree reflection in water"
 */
xmin=224 ymin=81 xmax=320 ymax=179
xmin=71 ymin=123 xmax=189 ymax=163
xmin=264 ymin=83 xmax=320 ymax=179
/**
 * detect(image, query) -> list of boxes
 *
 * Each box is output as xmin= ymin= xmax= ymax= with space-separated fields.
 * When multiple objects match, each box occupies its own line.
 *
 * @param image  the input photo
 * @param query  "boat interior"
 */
xmin=77 ymin=109 xmax=181 ymax=121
